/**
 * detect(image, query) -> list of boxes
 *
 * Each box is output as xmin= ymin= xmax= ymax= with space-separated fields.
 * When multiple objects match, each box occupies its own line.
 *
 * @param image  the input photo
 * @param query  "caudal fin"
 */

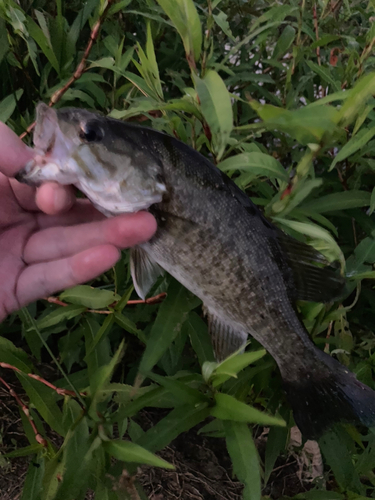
xmin=283 ymin=350 xmax=375 ymax=439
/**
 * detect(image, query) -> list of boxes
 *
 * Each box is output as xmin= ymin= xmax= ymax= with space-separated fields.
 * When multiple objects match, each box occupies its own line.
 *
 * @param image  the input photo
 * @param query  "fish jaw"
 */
xmin=15 ymin=155 xmax=81 ymax=186
xmin=16 ymin=153 xmax=165 ymax=215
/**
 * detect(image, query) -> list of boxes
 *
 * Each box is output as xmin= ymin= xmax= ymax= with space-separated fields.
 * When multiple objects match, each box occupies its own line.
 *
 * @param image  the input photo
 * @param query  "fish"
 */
xmin=16 ymin=103 xmax=375 ymax=439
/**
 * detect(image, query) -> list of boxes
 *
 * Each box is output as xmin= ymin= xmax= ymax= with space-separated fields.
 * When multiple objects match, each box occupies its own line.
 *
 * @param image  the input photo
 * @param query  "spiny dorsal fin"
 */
xmin=203 ymin=306 xmax=248 ymax=361
xmin=276 ymin=231 xmax=346 ymax=303
xmin=130 ymin=247 xmax=164 ymax=300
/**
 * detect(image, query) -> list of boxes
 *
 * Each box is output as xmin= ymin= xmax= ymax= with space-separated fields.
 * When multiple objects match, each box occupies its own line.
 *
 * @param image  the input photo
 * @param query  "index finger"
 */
xmin=0 ymin=122 xmax=35 ymax=176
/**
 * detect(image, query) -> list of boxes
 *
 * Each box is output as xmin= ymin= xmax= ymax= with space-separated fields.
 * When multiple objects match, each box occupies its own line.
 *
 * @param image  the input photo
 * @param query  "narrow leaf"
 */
xmin=156 ymin=0 xmax=202 ymax=62
xmin=224 ymin=421 xmax=261 ymax=500
xmin=60 ymin=285 xmax=120 ymax=309
xmin=35 ymin=305 xmax=86 ymax=330
xmin=103 ymin=440 xmax=174 ymax=469
xmin=219 ymin=152 xmax=289 ymax=182
xmin=212 ymin=393 xmax=285 ymax=426
xmin=194 ymin=70 xmax=233 ymax=159
xmin=301 ymin=190 xmax=371 ymax=213
xmin=0 ymin=89 xmax=24 ymax=123
xmin=139 ymin=280 xmax=198 ymax=374
xmin=330 ymin=127 xmax=375 ymax=171
xmin=136 ymin=404 xmax=210 ymax=452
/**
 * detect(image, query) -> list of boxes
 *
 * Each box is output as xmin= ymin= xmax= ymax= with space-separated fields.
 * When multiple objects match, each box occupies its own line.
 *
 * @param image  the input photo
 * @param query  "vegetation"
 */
xmin=1 ymin=0 xmax=375 ymax=498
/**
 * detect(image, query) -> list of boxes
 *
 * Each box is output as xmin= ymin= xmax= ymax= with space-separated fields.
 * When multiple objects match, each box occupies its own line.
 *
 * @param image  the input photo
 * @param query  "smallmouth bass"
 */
xmin=16 ymin=103 xmax=375 ymax=438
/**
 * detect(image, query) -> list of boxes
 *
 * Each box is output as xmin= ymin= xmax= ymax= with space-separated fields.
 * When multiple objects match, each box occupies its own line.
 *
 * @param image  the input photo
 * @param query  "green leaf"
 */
xmin=194 ymin=69 xmax=233 ymax=159
xmin=136 ymin=403 xmax=210 ymax=452
xmin=223 ymin=421 xmax=261 ymax=500
xmin=272 ymin=25 xmax=295 ymax=59
xmin=4 ymin=443 xmax=44 ymax=458
xmin=186 ymin=312 xmax=215 ymax=365
xmin=319 ymin=427 xmax=364 ymax=493
xmin=147 ymin=372 xmax=207 ymax=405
xmin=139 ymin=280 xmax=198 ymax=374
xmin=103 ymin=440 xmax=174 ymax=469
xmin=346 ymin=237 xmax=375 ymax=275
xmin=0 ymin=337 xmax=33 ymax=372
xmin=17 ymin=374 xmax=65 ymax=436
xmin=114 ymin=386 xmax=172 ymax=421
xmin=88 ymin=56 xmax=115 ymax=70
xmin=156 ymin=0 xmax=202 ymax=63
xmin=60 ymin=285 xmax=120 ymax=309
xmin=0 ymin=19 xmax=10 ymax=65
xmin=272 ymin=178 xmax=323 ymax=217
xmin=35 ymin=305 xmax=86 ymax=330
xmin=54 ymin=433 xmax=101 ymax=500
xmin=0 ymin=89 xmax=23 ymax=123
xmin=114 ymin=312 xmax=145 ymax=341
xmin=250 ymin=4 xmax=297 ymax=32
xmin=27 ymin=16 xmax=60 ymax=73
xmin=88 ymin=339 xmax=125 ymax=404
xmin=108 ymin=0 xmax=132 ymax=14
xmin=310 ymin=34 xmax=341 ymax=49
xmin=145 ymin=21 xmax=163 ymax=99
xmin=301 ymin=190 xmax=371 ymax=213
xmin=83 ymin=317 xmax=111 ymax=380
xmin=219 ymin=152 xmax=289 ymax=182
xmin=249 ymin=101 xmax=339 ymax=145
xmin=330 ymin=127 xmax=375 ymax=171
xmin=264 ymin=426 xmax=288 ymax=484
xmin=211 ymin=350 xmax=266 ymax=387
xmin=85 ymin=314 xmax=115 ymax=358
xmin=306 ymin=60 xmax=341 ymax=92
xmin=338 ymin=73 xmax=375 ymax=126
xmin=213 ymin=11 xmax=235 ymax=41
xmin=211 ymin=393 xmax=285 ymax=426
xmin=21 ymin=454 xmax=45 ymax=500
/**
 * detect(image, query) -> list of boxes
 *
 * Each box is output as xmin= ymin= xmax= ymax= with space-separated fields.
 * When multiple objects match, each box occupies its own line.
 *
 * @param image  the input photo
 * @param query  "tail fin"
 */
xmin=283 ymin=350 xmax=375 ymax=439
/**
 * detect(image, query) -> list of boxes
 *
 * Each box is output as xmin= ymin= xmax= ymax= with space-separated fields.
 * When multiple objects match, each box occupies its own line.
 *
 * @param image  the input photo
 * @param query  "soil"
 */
xmin=0 ymin=374 xmax=316 ymax=500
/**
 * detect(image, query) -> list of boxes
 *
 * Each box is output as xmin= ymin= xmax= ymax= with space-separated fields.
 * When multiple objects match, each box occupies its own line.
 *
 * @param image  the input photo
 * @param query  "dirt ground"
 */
xmin=0 ymin=376 xmax=318 ymax=500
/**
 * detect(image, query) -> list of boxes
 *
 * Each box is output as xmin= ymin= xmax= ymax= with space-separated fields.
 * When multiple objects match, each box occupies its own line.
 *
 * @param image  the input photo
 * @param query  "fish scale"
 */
xmin=16 ymin=103 xmax=375 ymax=439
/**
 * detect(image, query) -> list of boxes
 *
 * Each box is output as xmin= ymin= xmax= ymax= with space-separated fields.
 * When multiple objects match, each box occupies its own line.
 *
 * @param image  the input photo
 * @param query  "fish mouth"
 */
xmin=15 ymin=159 xmax=43 ymax=186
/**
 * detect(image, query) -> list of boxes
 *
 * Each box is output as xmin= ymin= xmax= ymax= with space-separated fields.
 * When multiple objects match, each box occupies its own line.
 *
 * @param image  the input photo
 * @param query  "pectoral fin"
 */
xmin=130 ymin=247 xmax=164 ymax=300
xmin=204 ymin=307 xmax=248 ymax=361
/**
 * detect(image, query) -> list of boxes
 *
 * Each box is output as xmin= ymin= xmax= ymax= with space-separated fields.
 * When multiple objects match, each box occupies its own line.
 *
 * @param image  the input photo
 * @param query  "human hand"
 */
xmin=0 ymin=122 xmax=156 ymax=322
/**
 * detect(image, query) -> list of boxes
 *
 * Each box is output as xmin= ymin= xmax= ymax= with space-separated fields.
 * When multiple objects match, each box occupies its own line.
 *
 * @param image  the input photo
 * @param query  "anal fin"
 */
xmin=204 ymin=306 xmax=248 ymax=361
xmin=130 ymin=247 xmax=164 ymax=300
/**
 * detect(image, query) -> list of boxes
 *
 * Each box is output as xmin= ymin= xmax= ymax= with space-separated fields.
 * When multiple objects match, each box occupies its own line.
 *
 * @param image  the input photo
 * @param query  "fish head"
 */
xmin=16 ymin=103 xmax=166 ymax=215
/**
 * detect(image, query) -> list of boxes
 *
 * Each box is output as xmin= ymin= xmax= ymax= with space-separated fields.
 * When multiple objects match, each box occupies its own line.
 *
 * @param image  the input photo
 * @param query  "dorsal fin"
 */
xmin=276 ymin=231 xmax=346 ymax=303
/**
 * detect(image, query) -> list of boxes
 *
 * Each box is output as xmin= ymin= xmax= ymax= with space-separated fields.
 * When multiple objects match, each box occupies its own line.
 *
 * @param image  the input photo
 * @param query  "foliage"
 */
xmin=1 ymin=0 xmax=375 ymax=499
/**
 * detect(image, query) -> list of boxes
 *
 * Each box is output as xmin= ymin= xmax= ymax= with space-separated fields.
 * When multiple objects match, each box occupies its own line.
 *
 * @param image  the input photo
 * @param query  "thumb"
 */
xmin=0 ymin=122 xmax=35 ymax=177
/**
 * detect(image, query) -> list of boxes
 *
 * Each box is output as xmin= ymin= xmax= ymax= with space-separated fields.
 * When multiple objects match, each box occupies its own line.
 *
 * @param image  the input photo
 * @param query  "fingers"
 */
xmin=0 ymin=122 xmax=35 ymax=176
xmin=24 ymin=211 xmax=157 ymax=264
xmin=9 ymin=178 xmax=39 ymax=212
xmin=36 ymin=199 xmax=107 ymax=229
xmin=0 ymin=122 xmax=76 ymax=215
xmin=35 ymin=182 xmax=76 ymax=214
xmin=17 ymin=245 xmax=121 ymax=307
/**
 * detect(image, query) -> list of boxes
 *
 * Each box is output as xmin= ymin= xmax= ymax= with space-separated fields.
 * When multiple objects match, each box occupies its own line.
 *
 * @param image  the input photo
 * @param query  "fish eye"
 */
xmin=79 ymin=121 xmax=104 ymax=143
